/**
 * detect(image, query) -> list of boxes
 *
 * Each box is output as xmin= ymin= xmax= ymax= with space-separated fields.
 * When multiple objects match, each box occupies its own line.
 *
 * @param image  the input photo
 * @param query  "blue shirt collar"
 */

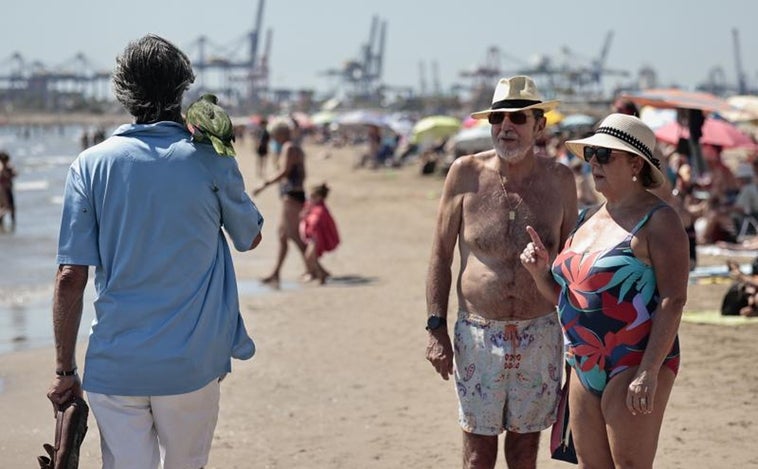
xmin=112 ymin=121 xmax=189 ymax=138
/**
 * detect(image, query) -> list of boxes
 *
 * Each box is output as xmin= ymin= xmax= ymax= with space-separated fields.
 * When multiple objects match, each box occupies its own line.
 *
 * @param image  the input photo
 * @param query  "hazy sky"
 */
xmin=3 ymin=0 xmax=757 ymax=98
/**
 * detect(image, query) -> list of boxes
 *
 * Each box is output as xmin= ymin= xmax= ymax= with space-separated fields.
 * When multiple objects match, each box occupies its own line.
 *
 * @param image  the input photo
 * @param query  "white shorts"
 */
xmin=87 ymin=378 xmax=221 ymax=469
xmin=454 ymin=310 xmax=563 ymax=435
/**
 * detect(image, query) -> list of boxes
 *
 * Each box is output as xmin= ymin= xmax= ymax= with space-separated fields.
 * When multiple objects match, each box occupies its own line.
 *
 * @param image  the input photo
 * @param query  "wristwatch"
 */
xmin=426 ymin=315 xmax=446 ymax=331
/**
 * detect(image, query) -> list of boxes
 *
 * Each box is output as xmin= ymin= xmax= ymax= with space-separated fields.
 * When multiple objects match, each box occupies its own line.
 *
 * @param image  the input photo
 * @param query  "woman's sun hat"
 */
xmin=470 ymin=75 xmax=560 ymax=119
xmin=565 ymin=113 xmax=665 ymax=188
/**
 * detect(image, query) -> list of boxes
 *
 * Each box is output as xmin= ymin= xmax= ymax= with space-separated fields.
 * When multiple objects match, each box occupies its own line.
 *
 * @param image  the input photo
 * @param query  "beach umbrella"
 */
xmin=654 ymin=117 xmax=758 ymax=150
xmin=545 ymin=109 xmax=565 ymax=127
xmin=411 ymin=115 xmax=461 ymax=143
xmin=386 ymin=114 xmax=415 ymax=137
xmin=620 ymin=88 xmax=735 ymax=113
xmin=451 ymin=124 xmax=492 ymax=154
xmin=620 ymin=89 xmax=738 ymax=179
xmin=336 ymin=109 xmax=389 ymax=128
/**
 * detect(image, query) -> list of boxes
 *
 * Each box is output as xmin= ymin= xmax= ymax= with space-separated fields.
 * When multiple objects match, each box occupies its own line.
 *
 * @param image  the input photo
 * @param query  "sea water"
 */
xmin=0 ymin=123 xmax=288 ymax=356
xmin=0 ymin=124 xmax=97 ymax=355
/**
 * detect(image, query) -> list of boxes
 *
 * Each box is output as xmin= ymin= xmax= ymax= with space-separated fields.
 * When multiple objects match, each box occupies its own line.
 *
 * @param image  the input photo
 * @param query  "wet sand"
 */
xmin=1 ymin=138 xmax=756 ymax=468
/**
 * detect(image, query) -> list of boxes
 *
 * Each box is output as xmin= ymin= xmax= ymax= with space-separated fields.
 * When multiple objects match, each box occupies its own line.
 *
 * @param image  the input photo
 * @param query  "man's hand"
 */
xmin=426 ymin=330 xmax=454 ymax=380
xmin=47 ymin=375 xmax=83 ymax=413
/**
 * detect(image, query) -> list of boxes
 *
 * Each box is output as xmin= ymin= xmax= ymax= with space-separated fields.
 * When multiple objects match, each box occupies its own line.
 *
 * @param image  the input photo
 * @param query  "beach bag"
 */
xmin=550 ymin=365 xmax=578 ymax=464
xmin=721 ymin=282 xmax=749 ymax=316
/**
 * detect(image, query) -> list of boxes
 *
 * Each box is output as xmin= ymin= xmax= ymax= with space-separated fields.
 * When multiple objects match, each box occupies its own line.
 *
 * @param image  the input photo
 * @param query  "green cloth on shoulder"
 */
xmin=186 ymin=94 xmax=236 ymax=157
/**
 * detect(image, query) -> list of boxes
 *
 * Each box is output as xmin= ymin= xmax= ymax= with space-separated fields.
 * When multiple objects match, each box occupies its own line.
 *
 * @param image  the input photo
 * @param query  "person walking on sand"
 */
xmin=299 ymin=182 xmax=340 ymax=284
xmin=520 ymin=113 xmax=688 ymax=467
xmin=256 ymin=118 xmax=271 ymax=177
xmin=425 ymin=75 xmax=578 ymax=469
xmin=46 ymin=34 xmax=264 ymax=469
xmin=254 ymin=120 xmax=309 ymax=288
xmin=0 ymin=151 xmax=17 ymax=231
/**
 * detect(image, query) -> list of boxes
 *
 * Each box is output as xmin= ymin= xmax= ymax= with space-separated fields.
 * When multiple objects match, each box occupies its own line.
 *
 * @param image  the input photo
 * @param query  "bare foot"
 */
xmin=316 ymin=273 xmax=330 ymax=285
xmin=260 ymin=274 xmax=280 ymax=289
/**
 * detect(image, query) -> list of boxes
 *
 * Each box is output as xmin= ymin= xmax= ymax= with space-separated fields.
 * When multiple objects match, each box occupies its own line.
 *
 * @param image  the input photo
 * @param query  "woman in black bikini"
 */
xmin=253 ymin=121 xmax=309 ymax=287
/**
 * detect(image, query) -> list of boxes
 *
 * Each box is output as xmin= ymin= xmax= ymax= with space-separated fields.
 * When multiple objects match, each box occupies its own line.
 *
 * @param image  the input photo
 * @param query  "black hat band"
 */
xmin=491 ymin=99 xmax=542 ymax=110
xmin=596 ymin=126 xmax=660 ymax=169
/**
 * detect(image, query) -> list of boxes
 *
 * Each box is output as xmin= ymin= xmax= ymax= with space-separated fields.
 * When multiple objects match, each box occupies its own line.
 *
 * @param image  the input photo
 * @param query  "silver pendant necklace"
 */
xmin=498 ymin=174 xmax=523 ymax=221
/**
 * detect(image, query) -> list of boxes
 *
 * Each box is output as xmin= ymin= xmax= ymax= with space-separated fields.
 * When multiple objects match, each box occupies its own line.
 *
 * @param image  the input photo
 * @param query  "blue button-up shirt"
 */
xmin=57 ymin=121 xmax=263 ymax=395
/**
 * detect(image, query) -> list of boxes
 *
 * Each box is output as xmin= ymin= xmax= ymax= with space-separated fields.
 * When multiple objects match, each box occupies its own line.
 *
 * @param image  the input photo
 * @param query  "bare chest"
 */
xmin=462 ymin=181 xmax=562 ymax=257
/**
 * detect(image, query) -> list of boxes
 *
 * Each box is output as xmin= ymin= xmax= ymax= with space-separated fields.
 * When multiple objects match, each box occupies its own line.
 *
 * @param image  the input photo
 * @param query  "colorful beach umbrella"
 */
xmin=545 ymin=109 xmax=565 ymax=127
xmin=655 ymin=117 xmax=758 ymax=149
xmin=620 ymin=88 xmax=735 ymax=113
xmin=411 ymin=115 xmax=461 ymax=143
xmin=619 ymin=89 xmax=737 ymax=179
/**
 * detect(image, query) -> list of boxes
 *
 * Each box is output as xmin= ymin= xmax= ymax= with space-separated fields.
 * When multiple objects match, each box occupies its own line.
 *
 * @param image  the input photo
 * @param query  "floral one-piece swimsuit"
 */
xmin=551 ymin=203 xmax=680 ymax=396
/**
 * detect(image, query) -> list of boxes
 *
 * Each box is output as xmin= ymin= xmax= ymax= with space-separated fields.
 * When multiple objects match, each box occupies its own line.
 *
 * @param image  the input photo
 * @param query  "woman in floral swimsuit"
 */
xmin=519 ymin=114 xmax=689 ymax=468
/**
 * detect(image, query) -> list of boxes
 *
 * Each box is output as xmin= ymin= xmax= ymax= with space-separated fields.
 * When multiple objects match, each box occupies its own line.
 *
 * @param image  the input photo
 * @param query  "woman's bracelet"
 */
xmin=55 ymin=367 xmax=78 ymax=377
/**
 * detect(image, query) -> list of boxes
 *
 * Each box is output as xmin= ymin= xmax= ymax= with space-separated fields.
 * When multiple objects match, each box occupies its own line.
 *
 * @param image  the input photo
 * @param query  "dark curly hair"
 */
xmin=112 ymin=34 xmax=195 ymax=124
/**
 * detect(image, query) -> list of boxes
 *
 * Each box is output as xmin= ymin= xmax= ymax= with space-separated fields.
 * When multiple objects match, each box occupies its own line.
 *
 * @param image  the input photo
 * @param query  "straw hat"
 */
xmin=471 ymin=75 xmax=559 ymax=119
xmin=565 ymin=113 xmax=665 ymax=188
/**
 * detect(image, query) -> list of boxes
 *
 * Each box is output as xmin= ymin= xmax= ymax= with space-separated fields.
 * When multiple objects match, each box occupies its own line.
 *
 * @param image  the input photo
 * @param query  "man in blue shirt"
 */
xmin=46 ymin=34 xmax=264 ymax=469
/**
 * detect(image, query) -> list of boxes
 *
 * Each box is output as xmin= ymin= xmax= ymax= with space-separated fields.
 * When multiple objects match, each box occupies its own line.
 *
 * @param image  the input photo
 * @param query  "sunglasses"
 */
xmin=488 ymin=111 xmax=529 ymax=126
xmin=583 ymin=146 xmax=617 ymax=164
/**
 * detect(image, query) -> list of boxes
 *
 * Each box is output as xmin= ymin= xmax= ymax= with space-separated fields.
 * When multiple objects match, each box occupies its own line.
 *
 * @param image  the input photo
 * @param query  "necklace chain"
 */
xmin=498 ymin=174 xmax=523 ymax=221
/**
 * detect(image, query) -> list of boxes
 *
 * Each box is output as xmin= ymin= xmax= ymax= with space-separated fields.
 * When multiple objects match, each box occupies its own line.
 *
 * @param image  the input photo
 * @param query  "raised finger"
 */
xmin=525 ymin=226 xmax=546 ymax=251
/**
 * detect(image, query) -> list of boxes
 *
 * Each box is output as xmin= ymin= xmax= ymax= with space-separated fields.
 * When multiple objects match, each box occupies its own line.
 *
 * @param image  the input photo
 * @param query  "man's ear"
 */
xmin=534 ymin=116 xmax=547 ymax=135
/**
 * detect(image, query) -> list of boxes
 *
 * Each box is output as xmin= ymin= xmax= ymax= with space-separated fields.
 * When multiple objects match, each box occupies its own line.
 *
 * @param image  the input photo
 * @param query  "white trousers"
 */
xmin=87 ymin=378 xmax=221 ymax=469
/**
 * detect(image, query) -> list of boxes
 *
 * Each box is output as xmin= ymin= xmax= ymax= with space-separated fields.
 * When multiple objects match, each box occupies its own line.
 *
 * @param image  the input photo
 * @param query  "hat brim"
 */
xmin=471 ymin=100 xmax=560 ymax=119
xmin=565 ymin=134 xmax=664 ymax=188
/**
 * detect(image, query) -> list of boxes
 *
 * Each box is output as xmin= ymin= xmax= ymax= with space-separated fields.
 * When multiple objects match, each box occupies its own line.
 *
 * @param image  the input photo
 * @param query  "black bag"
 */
xmin=721 ymin=282 xmax=750 ymax=316
xmin=550 ymin=365 xmax=578 ymax=464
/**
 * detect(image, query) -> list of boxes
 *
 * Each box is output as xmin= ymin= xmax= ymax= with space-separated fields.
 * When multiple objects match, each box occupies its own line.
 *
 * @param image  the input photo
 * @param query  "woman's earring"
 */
xmin=632 ymin=175 xmax=638 ymax=182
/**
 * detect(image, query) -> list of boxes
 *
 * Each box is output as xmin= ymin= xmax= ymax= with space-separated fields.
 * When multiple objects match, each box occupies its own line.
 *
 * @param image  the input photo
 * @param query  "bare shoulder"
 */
xmin=533 ymin=155 xmax=576 ymax=194
xmin=447 ymin=150 xmax=494 ymax=181
xmin=645 ymin=199 xmax=687 ymax=240
xmin=535 ymin=155 xmax=573 ymax=180
xmin=648 ymin=201 xmax=684 ymax=225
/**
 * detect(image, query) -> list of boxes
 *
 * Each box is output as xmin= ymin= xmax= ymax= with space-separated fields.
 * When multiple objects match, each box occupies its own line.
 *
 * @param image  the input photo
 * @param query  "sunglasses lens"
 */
xmin=488 ymin=113 xmax=504 ymax=125
xmin=583 ymin=147 xmax=594 ymax=163
xmin=584 ymin=147 xmax=613 ymax=164
xmin=488 ymin=112 xmax=528 ymax=126
xmin=509 ymin=112 xmax=527 ymax=125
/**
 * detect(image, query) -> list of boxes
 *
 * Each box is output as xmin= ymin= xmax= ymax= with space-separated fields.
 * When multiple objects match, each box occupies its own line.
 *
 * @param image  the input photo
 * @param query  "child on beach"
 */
xmin=299 ymin=183 xmax=340 ymax=284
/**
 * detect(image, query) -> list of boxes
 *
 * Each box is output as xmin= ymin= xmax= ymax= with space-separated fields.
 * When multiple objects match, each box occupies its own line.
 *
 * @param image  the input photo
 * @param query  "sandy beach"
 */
xmin=1 ymin=136 xmax=757 ymax=468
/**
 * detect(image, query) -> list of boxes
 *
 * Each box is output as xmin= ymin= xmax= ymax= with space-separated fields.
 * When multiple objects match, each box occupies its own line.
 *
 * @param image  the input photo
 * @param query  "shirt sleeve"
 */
xmin=218 ymin=164 xmax=264 ymax=251
xmin=56 ymin=163 xmax=101 ymax=266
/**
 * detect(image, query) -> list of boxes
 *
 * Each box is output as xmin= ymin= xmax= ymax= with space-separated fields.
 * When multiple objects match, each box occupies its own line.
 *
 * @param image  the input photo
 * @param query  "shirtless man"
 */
xmin=425 ymin=76 xmax=578 ymax=469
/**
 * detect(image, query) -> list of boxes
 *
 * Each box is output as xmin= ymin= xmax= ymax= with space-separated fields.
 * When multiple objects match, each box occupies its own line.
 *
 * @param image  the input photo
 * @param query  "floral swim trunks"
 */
xmin=453 ymin=309 xmax=563 ymax=435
